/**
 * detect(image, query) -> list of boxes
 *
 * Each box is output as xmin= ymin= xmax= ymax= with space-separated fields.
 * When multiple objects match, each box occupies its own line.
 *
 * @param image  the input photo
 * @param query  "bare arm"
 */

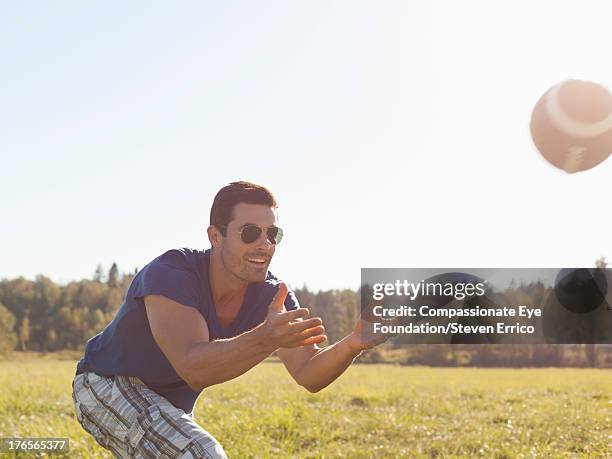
xmin=279 ymin=316 xmax=398 ymax=393
xmin=187 ymin=318 xmax=277 ymax=390
xmin=278 ymin=335 xmax=361 ymax=393
xmin=145 ymin=283 xmax=326 ymax=391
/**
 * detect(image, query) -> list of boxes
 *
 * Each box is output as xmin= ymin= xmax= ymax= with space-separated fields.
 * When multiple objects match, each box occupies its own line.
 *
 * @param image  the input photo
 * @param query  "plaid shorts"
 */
xmin=72 ymin=372 xmax=227 ymax=458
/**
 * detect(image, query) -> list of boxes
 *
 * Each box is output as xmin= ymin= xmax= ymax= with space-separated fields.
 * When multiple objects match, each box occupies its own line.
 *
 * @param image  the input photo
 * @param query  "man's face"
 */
xmin=216 ymin=203 xmax=278 ymax=283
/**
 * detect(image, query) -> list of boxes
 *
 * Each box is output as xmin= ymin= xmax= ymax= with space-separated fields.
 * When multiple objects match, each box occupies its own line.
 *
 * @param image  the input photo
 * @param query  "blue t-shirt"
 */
xmin=75 ymin=248 xmax=299 ymax=414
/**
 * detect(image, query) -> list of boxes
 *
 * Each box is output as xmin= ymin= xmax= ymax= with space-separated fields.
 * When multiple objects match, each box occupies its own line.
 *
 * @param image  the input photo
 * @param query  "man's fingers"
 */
xmin=274 ymin=307 xmax=310 ymax=323
xmin=282 ymin=317 xmax=322 ymax=334
xmin=294 ymin=324 xmax=325 ymax=340
xmin=269 ymin=283 xmax=288 ymax=313
xmin=301 ymin=334 xmax=327 ymax=346
xmin=286 ymin=324 xmax=326 ymax=346
xmin=284 ymin=333 xmax=327 ymax=348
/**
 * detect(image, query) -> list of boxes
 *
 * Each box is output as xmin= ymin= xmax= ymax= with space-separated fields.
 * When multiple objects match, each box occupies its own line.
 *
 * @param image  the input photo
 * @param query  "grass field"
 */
xmin=0 ymin=357 xmax=610 ymax=458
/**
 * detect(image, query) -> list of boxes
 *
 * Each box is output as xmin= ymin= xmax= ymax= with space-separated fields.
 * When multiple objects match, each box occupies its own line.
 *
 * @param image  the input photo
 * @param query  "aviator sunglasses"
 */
xmin=216 ymin=223 xmax=284 ymax=245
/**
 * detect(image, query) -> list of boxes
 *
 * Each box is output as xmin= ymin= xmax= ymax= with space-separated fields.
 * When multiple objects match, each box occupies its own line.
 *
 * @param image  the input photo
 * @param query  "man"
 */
xmin=72 ymin=181 xmax=390 ymax=458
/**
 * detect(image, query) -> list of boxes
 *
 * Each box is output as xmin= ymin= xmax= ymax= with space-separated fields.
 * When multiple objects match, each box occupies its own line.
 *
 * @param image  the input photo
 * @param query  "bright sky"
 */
xmin=1 ymin=1 xmax=611 ymax=291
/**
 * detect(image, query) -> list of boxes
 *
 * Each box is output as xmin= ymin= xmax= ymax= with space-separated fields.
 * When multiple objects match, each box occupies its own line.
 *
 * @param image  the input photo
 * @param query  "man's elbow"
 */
xmin=186 ymin=377 xmax=206 ymax=392
xmin=306 ymin=386 xmax=323 ymax=394
xmin=180 ymin=343 xmax=212 ymax=391
xmin=180 ymin=359 xmax=209 ymax=392
xmin=300 ymin=381 xmax=324 ymax=393
xmin=183 ymin=365 xmax=219 ymax=392
xmin=180 ymin=368 xmax=203 ymax=391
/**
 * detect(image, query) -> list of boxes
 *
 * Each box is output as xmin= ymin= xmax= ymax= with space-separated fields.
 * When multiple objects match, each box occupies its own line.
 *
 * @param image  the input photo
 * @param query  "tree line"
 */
xmin=0 ymin=263 xmax=132 ymax=354
xmin=0 ymin=261 xmax=610 ymax=367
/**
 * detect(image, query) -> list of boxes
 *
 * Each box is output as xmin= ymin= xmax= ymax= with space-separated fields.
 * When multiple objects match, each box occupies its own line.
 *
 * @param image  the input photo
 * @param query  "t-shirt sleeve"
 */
xmin=265 ymin=272 xmax=300 ymax=312
xmin=284 ymin=286 xmax=300 ymax=311
xmin=133 ymin=260 xmax=200 ymax=309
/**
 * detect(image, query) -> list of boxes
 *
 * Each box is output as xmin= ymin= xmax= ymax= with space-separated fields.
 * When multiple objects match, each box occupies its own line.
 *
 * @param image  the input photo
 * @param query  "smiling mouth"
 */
xmin=246 ymin=257 xmax=269 ymax=266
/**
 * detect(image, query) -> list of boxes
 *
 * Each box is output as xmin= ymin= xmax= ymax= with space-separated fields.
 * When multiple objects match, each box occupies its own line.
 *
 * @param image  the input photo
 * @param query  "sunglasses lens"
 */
xmin=267 ymin=227 xmax=283 ymax=245
xmin=241 ymin=225 xmax=262 ymax=244
xmin=240 ymin=225 xmax=284 ymax=244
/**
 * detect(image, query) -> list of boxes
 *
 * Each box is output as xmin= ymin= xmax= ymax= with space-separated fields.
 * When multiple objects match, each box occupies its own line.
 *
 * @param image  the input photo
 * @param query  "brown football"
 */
xmin=530 ymin=79 xmax=612 ymax=173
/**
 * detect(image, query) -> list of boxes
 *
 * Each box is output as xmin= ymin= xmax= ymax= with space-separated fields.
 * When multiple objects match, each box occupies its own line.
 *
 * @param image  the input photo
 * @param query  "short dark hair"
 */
xmin=210 ymin=181 xmax=277 ymax=235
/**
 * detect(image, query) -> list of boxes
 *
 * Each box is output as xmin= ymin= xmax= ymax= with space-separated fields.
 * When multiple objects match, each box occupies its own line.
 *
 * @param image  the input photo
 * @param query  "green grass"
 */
xmin=0 ymin=358 xmax=610 ymax=458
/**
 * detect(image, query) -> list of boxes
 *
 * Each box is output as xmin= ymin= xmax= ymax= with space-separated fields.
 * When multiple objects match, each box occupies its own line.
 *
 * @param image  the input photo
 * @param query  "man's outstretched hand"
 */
xmin=257 ymin=283 xmax=327 ymax=351
xmin=346 ymin=299 xmax=401 ymax=352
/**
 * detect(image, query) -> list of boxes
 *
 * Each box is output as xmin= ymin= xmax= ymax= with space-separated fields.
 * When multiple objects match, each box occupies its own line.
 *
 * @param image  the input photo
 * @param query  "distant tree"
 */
xmin=108 ymin=263 xmax=119 ymax=288
xmin=93 ymin=264 xmax=105 ymax=282
xmin=18 ymin=315 xmax=30 ymax=351
xmin=55 ymin=306 xmax=76 ymax=348
xmin=46 ymin=328 xmax=58 ymax=351
xmin=339 ymin=289 xmax=359 ymax=337
xmin=595 ymin=257 xmax=607 ymax=269
xmin=104 ymin=289 xmax=124 ymax=315
xmin=0 ymin=303 xmax=17 ymax=355
xmin=0 ymin=277 xmax=35 ymax=321
xmin=89 ymin=308 xmax=107 ymax=334
xmin=30 ymin=275 xmax=61 ymax=350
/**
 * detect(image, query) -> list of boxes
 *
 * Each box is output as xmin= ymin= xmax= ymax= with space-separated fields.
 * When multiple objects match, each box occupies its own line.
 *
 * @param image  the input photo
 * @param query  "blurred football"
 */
xmin=530 ymin=79 xmax=612 ymax=173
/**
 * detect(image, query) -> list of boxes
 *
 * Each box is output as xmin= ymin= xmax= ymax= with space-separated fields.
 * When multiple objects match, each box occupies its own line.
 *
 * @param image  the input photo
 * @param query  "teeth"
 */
xmin=248 ymin=258 xmax=266 ymax=263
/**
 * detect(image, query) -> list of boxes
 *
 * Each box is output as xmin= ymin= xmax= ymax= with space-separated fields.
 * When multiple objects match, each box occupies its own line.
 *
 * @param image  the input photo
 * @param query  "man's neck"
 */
xmin=209 ymin=249 xmax=248 ymax=308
